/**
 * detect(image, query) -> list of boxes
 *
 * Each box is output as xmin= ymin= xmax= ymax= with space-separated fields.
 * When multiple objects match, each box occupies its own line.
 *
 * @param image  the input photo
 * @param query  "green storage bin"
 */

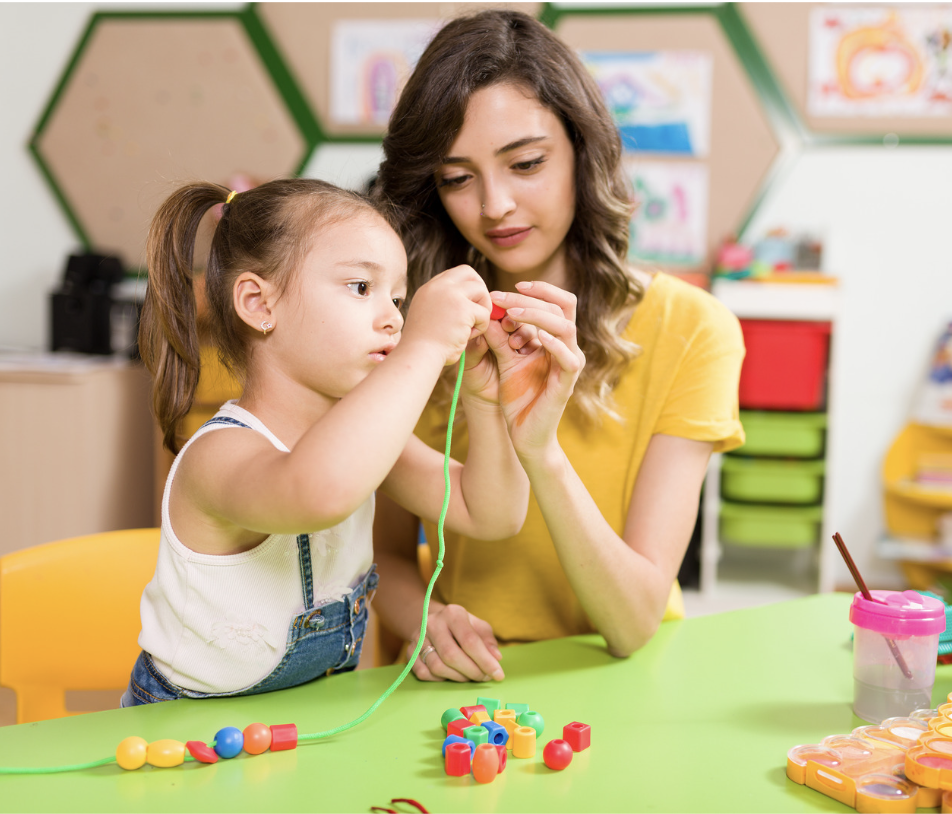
xmin=737 ymin=411 xmax=827 ymax=458
xmin=719 ymin=502 xmax=823 ymax=548
xmin=720 ymin=457 xmax=825 ymax=504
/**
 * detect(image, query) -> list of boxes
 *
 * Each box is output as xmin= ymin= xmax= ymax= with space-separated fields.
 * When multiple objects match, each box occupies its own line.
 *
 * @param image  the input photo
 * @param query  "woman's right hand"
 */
xmin=401 ymin=265 xmax=491 ymax=368
xmin=408 ymin=603 xmax=505 ymax=683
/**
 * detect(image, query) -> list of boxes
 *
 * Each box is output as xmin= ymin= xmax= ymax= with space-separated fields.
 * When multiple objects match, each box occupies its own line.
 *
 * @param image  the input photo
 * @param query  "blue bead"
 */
xmin=442 ymin=735 xmax=475 ymax=757
xmin=213 ymin=726 xmax=244 ymax=759
xmin=481 ymin=720 xmax=509 ymax=746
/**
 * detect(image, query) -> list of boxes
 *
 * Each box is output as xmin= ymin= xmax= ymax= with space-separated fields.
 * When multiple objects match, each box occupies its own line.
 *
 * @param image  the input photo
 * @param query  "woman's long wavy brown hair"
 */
xmin=139 ymin=178 xmax=378 ymax=452
xmin=374 ymin=9 xmax=642 ymax=421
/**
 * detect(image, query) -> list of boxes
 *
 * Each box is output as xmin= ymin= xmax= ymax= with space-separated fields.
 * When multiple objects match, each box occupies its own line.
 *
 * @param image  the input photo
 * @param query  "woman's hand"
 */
xmin=488 ymin=281 xmax=585 ymax=459
xmin=460 ymin=311 xmax=541 ymax=406
xmin=408 ymin=603 xmax=505 ymax=683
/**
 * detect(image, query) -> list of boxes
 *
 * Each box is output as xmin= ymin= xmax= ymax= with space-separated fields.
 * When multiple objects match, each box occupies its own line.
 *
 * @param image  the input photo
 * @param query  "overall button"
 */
xmin=306 ymin=610 xmax=324 ymax=628
xmin=353 ymin=598 xmax=361 ymax=614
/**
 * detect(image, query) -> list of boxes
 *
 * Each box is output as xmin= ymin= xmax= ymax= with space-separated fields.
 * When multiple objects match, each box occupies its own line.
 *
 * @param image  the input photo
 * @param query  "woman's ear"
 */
xmin=233 ymin=272 xmax=276 ymax=334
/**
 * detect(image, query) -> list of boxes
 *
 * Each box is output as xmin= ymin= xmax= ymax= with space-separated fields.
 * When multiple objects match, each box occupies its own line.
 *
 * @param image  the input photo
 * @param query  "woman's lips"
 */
xmin=485 ymin=226 xmax=532 ymax=248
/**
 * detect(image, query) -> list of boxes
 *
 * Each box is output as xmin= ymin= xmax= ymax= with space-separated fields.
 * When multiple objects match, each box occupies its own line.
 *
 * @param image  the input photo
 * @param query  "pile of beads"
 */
xmin=115 ymin=723 xmax=298 ymax=770
xmin=440 ymin=696 xmax=590 ymax=783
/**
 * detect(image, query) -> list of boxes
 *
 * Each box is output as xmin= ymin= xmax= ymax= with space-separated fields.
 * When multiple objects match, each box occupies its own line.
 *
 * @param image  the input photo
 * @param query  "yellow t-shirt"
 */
xmin=414 ymin=272 xmax=746 ymax=643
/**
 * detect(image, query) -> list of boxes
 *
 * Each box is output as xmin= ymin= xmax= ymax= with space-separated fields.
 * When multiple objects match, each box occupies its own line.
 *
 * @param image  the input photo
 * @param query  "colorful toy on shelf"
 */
xmin=784 ymin=698 xmax=952 ymax=812
xmin=712 ymin=229 xmax=825 ymax=282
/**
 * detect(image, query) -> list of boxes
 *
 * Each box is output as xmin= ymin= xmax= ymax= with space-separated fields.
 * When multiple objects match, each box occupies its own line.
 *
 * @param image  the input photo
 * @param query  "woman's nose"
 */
xmin=481 ymin=180 xmax=516 ymax=220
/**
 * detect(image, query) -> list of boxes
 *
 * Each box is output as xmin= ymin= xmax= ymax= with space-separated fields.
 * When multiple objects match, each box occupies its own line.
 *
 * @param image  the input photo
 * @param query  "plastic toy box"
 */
xmin=719 ymin=501 xmax=823 ymax=547
xmin=720 ymin=456 xmax=825 ymax=504
xmin=738 ymin=320 xmax=831 ymax=410
xmin=737 ymin=410 xmax=827 ymax=458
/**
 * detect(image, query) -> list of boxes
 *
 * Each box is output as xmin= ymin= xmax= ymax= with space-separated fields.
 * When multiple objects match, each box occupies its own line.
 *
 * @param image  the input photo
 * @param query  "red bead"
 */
xmin=445 ymin=741 xmax=471 ymax=776
xmin=186 ymin=741 xmax=219 ymax=764
xmin=447 ymin=718 xmax=470 ymax=739
xmin=494 ymin=743 xmax=507 ymax=773
xmin=563 ymin=722 xmax=591 ymax=752
xmin=471 ymin=743 xmax=499 ymax=783
xmin=243 ymin=723 xmax=272 ymax=755
xmin=490 ymin=304 xmax=507 ymax=320
xmin=460 ymin=704 xmax=488 ymax=720
xmin=543 ymin=739 xmax=574 ymax=770
xmin=269 ymin=724 xmax=298 ymax=752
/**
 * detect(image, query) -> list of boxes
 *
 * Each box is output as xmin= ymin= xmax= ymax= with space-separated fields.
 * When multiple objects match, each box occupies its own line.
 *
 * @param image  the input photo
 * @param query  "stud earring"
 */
xmin=261 ymin=321 xmax=272 ymax=335
xmin=480 ymin=204 xmax=486 ymax=218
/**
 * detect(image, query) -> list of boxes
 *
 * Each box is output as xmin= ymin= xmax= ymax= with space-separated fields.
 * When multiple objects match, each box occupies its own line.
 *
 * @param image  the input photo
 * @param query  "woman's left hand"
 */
xmin=488 ymin=281 xmax=585 ymax=457
xmin=460 ymin=315 xmax=540 ymax=405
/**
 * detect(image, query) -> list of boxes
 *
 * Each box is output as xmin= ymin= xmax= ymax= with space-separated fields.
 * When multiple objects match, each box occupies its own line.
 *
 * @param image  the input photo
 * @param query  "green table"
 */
xmin=3 ymin=593 xmax=947 ymax=812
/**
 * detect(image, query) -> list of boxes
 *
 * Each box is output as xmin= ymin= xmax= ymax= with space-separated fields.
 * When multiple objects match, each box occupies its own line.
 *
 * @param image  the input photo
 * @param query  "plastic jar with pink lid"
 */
xmin=850 ymin=590 xmax=946 ymax=723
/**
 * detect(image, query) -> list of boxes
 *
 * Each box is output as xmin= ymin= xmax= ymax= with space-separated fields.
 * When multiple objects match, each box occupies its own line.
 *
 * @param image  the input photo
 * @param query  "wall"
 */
xmin=2 ymin=3 xmax=951 ymax=589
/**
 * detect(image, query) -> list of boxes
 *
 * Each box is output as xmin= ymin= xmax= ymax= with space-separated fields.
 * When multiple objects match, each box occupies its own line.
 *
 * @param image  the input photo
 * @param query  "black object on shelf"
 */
xmin=50 ymin=253 xmax=137 ymax=356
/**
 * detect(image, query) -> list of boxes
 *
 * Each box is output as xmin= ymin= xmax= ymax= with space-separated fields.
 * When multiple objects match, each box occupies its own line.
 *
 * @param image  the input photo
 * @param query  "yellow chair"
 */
xmin=0 ymin=528 xmax=159 ymax=724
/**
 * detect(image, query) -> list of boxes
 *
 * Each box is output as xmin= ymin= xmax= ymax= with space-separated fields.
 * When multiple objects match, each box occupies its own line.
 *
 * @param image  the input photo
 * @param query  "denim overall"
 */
xmin=122 ymin=416 xmax=378 ymax=706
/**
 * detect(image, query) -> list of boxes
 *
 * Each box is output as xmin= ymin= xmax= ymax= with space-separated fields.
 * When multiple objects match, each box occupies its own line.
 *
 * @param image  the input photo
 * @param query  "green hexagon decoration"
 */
xmin=30 ymin=9 xmax=318 ymax=270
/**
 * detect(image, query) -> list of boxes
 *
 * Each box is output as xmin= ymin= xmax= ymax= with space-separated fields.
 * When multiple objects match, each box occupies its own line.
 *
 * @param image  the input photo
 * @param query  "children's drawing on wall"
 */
xmin=580 ymin=51 xmax=712 ymax=157
xmin=913 ymin=322 xmax=952 ymax=427
xmin=625 ymin=160 xmax=709 ymax=267
xmin=808 ymin=6 xmax=952 ymax=116
xmin=331 ymin=19 xmax=438 ymax=125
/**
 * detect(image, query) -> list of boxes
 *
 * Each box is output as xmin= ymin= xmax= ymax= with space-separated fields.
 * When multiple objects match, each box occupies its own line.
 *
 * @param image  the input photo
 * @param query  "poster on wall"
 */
xmin=580 ymin=51 xmax=713 ymax=157
xmin=331 ymin=19 xmax=438 ymax=125
xmin=625 ymin=159 xmax=709 ymax=267
xmin=808 ymin=6 xmax=952 ymax=117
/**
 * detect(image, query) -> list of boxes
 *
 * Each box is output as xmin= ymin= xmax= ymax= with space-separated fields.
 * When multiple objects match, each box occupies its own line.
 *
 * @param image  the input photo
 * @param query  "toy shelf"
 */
xmin=702 ymin=278 xmax=840 ymax=597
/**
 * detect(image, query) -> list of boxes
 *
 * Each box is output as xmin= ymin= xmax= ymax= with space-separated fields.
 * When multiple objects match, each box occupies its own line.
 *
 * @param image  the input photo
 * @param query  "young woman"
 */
xmin=371 ymin=10 xmax=745 ymax=683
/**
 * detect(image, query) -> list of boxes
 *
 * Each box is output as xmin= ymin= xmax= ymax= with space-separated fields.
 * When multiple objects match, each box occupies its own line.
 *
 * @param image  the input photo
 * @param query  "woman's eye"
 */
xmin=513 ymin=156 xmax=545 ymax=172
xmin=437 ymin=174 xmax=469 ymax=188
xmin=347 ymin=281 xmax=370 ymax=296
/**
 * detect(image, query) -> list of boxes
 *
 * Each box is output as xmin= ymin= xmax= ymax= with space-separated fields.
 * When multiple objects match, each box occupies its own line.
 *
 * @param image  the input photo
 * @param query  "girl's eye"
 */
xmin=347 ymin=281 xmax=370 ymax=296
xmin=392 ymin=297 xmax=405 ymax=310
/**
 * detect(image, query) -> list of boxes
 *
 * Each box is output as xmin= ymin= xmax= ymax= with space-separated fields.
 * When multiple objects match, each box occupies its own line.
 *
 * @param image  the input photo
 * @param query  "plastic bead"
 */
xmin=481 ymin=721 xmax=508 ymax=746
xmin=517 ymin=710 xmax=544 ymax=737
xmin=477 ymin=696 xmax=502 ymax=717
xmin=494 ymin=743 xmax=507 ymax=773
xmin=506 ymin=702 xmax=529 ymax=716
xmin=213 ymin=727 xmax=244 ymax=759
xmin=445 ymin=741 xmax=471 ymax=776
xmin=563 ymin=721 xmax=591 ymax=752
xmin=471 ymin=743 xmax=500 ymax=783
xmin=447 ymin=718 xmax=471 ymax=739
xmin=493 ymin=709 xmax=518 ymax=748
xmin=442 ymin=735 xmax=475 ymax=757
xmin=490 ymin=303 xmax=507 ymax=320
xmin=146 ymin=739 xmax=186 ymax=768
xmin=468 ymin=710 xmax=490 ymax=725
xmin=463 ymin=724 xmax=489 ymax=746
xmin=441 ymin=708 xmax=467 ymax=731
xmin=269 ymin=723 xmax=298 ymax=752
xmin=242 ymin=723 xmax=272 ymax=755
xmin=460 ymin=704 xmax=488 ymax=720
xmin=115 ymin=736 xmax=148 ymax=771
xmin=186 ymin=741 xmax=219 ymax=764
xmin=543 ymin=739 xmax=574 ymax=771
xmin=511 ymin=725 xmax=536 ymax=759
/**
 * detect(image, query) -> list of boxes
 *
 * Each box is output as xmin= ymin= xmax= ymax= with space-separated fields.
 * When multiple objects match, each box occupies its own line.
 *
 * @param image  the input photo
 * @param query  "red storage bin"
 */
xmin=738 ymin=320 xmax=831 ymax=410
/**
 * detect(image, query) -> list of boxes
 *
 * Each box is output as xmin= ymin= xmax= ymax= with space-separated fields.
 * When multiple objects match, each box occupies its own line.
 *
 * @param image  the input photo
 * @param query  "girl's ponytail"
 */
xmin=139 ymin=183 xmax=228 ymax=453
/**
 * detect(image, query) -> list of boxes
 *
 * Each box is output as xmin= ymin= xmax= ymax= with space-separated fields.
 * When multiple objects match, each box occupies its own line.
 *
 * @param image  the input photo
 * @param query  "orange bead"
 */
xmin=511 ymin=726 xmax=536 ymax=759
xmin=243 ymin=723 xmax=272 ymax=755
xmin=472 ymin=743 xmax=500 ymax=783
xmin=115 ymin=736 xmax=148 ymax=771
xmin=146 ymin=739 xmax=186 ymax=768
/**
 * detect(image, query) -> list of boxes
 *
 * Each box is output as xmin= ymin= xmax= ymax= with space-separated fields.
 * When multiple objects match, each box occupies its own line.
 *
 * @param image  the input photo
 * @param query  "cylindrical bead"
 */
xmin=511 ymin=725 xmax=536 ymax=759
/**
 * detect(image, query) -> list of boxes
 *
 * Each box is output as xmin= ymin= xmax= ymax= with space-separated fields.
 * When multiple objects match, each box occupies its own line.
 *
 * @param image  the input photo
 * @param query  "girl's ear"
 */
xmin=233 ymin=272 xmax=276 ymax=333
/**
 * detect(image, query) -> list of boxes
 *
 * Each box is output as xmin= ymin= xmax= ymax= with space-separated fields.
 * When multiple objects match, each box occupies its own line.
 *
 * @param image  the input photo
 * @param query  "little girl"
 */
xmin=122 ymin=178 xmax=532 ymax=704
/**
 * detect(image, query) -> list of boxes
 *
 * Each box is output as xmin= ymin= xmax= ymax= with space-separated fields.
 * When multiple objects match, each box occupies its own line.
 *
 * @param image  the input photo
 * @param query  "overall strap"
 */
xmin=296 ymin=534 xmax=315 ymax=610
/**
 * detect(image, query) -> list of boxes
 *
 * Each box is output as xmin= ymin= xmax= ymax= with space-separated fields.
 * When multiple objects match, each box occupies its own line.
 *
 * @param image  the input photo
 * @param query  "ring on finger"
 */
xmin=420 ymin=645 xmax=436 ymax=666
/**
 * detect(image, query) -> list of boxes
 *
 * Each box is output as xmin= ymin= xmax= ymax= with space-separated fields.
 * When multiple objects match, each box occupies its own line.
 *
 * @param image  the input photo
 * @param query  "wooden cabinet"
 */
xmin=0 ymin=354 xmax=154 ymax=558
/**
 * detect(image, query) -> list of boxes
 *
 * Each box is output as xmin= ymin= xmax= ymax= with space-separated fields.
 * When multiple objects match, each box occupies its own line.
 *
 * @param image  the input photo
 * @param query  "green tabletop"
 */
xmin=2 ymin=593 xmax=947 ymax=813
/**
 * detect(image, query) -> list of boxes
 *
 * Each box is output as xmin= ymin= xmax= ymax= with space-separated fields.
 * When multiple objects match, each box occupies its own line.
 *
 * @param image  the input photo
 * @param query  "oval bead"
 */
xmin=146 ymin=739 xmax=186 ymax=768
xmin=214 ymin=727 xmax=244 ymax=759
xmin=242 ymin=723 xmax=272 ymax=755
xmin=472 ymin=743 xmax=500 ymax=783
xmin=115 ymin=736 xmax=149 ymax=771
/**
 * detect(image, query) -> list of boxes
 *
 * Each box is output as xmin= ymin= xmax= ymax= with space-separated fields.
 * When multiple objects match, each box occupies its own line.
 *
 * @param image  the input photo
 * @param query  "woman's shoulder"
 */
xmin=631 ymin=271 xmax=742 ymax=341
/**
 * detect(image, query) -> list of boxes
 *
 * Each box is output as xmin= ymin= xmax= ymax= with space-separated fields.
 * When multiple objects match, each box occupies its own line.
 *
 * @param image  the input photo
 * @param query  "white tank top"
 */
xmin=138 ymin=401 xmax=374 ymax=694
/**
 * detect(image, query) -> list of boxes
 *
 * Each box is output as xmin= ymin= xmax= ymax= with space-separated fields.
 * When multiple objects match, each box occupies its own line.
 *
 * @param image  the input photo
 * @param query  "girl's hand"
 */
xmin=488 ymin=281 xmax=585 ymax=458
xmin=401 ymin=265 xmax=491 ymax=368
xmin=408 ymin=604 xmax=505 ymax=683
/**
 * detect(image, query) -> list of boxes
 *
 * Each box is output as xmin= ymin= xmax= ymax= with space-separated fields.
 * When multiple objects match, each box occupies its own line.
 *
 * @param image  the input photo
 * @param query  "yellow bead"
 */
xmin=115 ymin=736 xmax=148 ymax=771
xmin=468 ymin=710 xmax=491 ymax=725
xmin=494 ymin=709 xmax=518 ymax=749
xmin=512 ymin=725 xmax=536 ymax=759
xmin=146 ymin=739 xmax=186 ymax=768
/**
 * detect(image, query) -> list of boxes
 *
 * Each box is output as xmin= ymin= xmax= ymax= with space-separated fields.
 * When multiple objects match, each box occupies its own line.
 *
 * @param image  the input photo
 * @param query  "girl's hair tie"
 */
xmin=225 ymin=190 xmax=238 ymax=204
